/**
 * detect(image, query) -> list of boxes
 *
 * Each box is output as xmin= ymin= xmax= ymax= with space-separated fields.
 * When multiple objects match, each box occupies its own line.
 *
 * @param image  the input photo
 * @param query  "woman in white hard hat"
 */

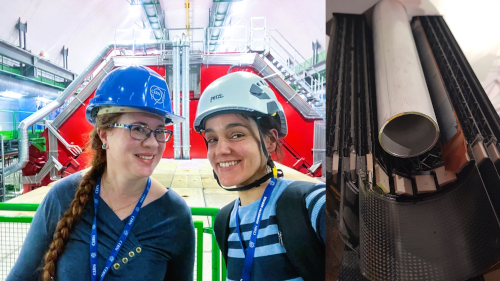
xmin=7 ymin=66 xmax=195 ymax=281
xmin=193 ymin=71 xmax=325 ymax=281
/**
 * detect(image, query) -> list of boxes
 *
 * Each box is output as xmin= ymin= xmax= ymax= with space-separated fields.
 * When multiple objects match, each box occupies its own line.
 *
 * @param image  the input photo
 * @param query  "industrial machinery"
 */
xmin=0 ymin=20 xmax=326 ymax=195
xmin=327 ymin=0 xmax=500 ymax=280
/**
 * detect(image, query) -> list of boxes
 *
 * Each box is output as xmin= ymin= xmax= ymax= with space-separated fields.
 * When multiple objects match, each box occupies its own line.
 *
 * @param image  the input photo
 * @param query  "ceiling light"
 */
xmin=35 ymin=96 xmax=53 ymax=103
xmin=0 ymin=91 xmax=25 ymax=99
xmin=230 ymin=2 xmax=246 ymax=17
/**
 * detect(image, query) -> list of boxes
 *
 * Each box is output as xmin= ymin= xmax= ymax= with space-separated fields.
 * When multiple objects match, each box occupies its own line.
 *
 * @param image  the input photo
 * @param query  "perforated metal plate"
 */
xmin=338 ymin=246 xmax=368 ymax=281
xmin=359 ymin=163 xmax=500 ymax=280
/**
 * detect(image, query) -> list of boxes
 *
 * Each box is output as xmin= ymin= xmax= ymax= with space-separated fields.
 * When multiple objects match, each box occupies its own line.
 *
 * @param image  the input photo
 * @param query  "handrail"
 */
xmin=268 ymin=29 xmax=320 ymax=75
xmin=0 ymin=53 xmax=70 ymax=88
xmin=45 ymin=120 xmax=82 ymax=156
xmin=0 ymin=202 xmax=38 ymax=211
xmin=0 ymin=203 xmax=220 ymax=216
xmin=0 ymin=203 xmax=224 ymax=281
xmin=266 ymin=28 xmax=325 ymax=116
xmin=191 ymin=206 xmax=220 ymax=216
xmin=268 ymin=36 xmax=316 ymax=82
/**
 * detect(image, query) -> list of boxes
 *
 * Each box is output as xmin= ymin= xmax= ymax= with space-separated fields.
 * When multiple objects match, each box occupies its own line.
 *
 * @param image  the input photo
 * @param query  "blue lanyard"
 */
xmin=90 ymin=177 xmax=151 ymax=281
xmin=235 ymin=177 xmax=277 ymax=281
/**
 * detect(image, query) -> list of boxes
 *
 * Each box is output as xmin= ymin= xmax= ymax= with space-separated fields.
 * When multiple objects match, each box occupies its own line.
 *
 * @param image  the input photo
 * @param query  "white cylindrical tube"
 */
xmin=373 ymin=0 xmax=439 ymax=158
xmin=182 ymin=36 xmax=191 ymax=159
xmin=173 ymin=36 xmax=182 ymax=159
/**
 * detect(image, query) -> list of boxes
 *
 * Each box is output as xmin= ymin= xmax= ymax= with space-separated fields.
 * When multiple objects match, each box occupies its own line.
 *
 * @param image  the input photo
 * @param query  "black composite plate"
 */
xmin=359 ymin=163 xmax=500 ymax=280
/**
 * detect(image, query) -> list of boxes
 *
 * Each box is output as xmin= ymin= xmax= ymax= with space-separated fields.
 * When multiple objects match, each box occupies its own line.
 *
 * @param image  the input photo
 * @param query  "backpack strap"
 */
xmin=276 ymin=181 xmax=325 ymax=281
xmin=214 ymin=200 xmax=235 ymax=266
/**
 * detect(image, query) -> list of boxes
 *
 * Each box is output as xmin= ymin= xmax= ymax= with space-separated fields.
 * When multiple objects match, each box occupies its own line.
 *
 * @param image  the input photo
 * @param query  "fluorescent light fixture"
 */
xmin=230 ymin=2 xmax=246 ymax=17
xmin=35 ymin=96 xmax=53 ymax=103
xmin=0 ymin=91 xmax=25 ymax=99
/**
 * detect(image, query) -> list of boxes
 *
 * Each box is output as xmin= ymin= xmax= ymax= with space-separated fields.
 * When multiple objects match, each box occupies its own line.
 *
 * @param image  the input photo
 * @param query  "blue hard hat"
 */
xmin=85 ymin=65 xmax=184 ymax=125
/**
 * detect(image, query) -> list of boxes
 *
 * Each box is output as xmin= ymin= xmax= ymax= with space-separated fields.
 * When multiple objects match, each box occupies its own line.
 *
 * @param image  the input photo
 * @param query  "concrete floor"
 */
xmin=0 ymin=159 xmax=321 ymax=280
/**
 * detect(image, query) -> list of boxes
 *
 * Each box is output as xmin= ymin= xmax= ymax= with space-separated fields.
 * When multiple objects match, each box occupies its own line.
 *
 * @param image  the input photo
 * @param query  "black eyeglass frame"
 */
xmin=109 ymin=123 xmax=173 ymax=143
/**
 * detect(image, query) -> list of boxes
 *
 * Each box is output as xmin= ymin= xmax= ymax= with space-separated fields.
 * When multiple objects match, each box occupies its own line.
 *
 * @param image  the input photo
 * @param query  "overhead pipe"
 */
xmin=373 ymin=0 xmax=439 ymax=158
xmin=4 ymin=40 xmax=173 ymax=177
xmin=3 ymin=43 xmax=113 ymax=177
xmin=182 ymin=35 xmax=191 ymax=159
xmin=173 ymin=36 xmax=182 ymax=159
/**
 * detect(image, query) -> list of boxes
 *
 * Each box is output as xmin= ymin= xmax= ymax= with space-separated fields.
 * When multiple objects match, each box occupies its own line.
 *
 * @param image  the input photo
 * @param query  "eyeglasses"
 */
xmin=109 ymin=123 xmax=173 ymax=143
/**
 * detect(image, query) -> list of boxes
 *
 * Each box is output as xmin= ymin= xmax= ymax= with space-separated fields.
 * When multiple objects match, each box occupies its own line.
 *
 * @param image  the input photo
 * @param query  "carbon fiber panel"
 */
xmin=359 ymin=163 xmax=500 ymax=280
xmin=338 ymin=246 xmax=368 ymax=281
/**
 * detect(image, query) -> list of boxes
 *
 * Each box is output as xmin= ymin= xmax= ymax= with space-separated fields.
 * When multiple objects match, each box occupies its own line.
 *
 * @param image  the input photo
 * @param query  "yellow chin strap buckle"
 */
xmin=272 ymin=166 xmax=278 ymax=178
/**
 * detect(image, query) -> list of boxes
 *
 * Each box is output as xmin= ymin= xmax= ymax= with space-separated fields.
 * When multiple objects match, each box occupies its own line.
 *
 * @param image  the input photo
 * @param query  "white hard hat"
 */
xmin=193 ymin=71 xmax=287 ymax=138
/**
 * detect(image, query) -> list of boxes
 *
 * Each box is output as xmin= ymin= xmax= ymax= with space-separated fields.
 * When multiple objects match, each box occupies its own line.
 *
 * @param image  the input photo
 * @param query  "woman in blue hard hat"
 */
xmin=193 ymin=71 xmax=326 ymax=281
xmin=7 ymin=66 xmax=194 ymax=281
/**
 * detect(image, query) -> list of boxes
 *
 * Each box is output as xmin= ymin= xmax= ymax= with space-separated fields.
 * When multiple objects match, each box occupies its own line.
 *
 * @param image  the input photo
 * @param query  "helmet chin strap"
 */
xmin=201 ymin=117 xmax=283 ymax=192
xmin=214 ymin=158 xmax=283 ymax=192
